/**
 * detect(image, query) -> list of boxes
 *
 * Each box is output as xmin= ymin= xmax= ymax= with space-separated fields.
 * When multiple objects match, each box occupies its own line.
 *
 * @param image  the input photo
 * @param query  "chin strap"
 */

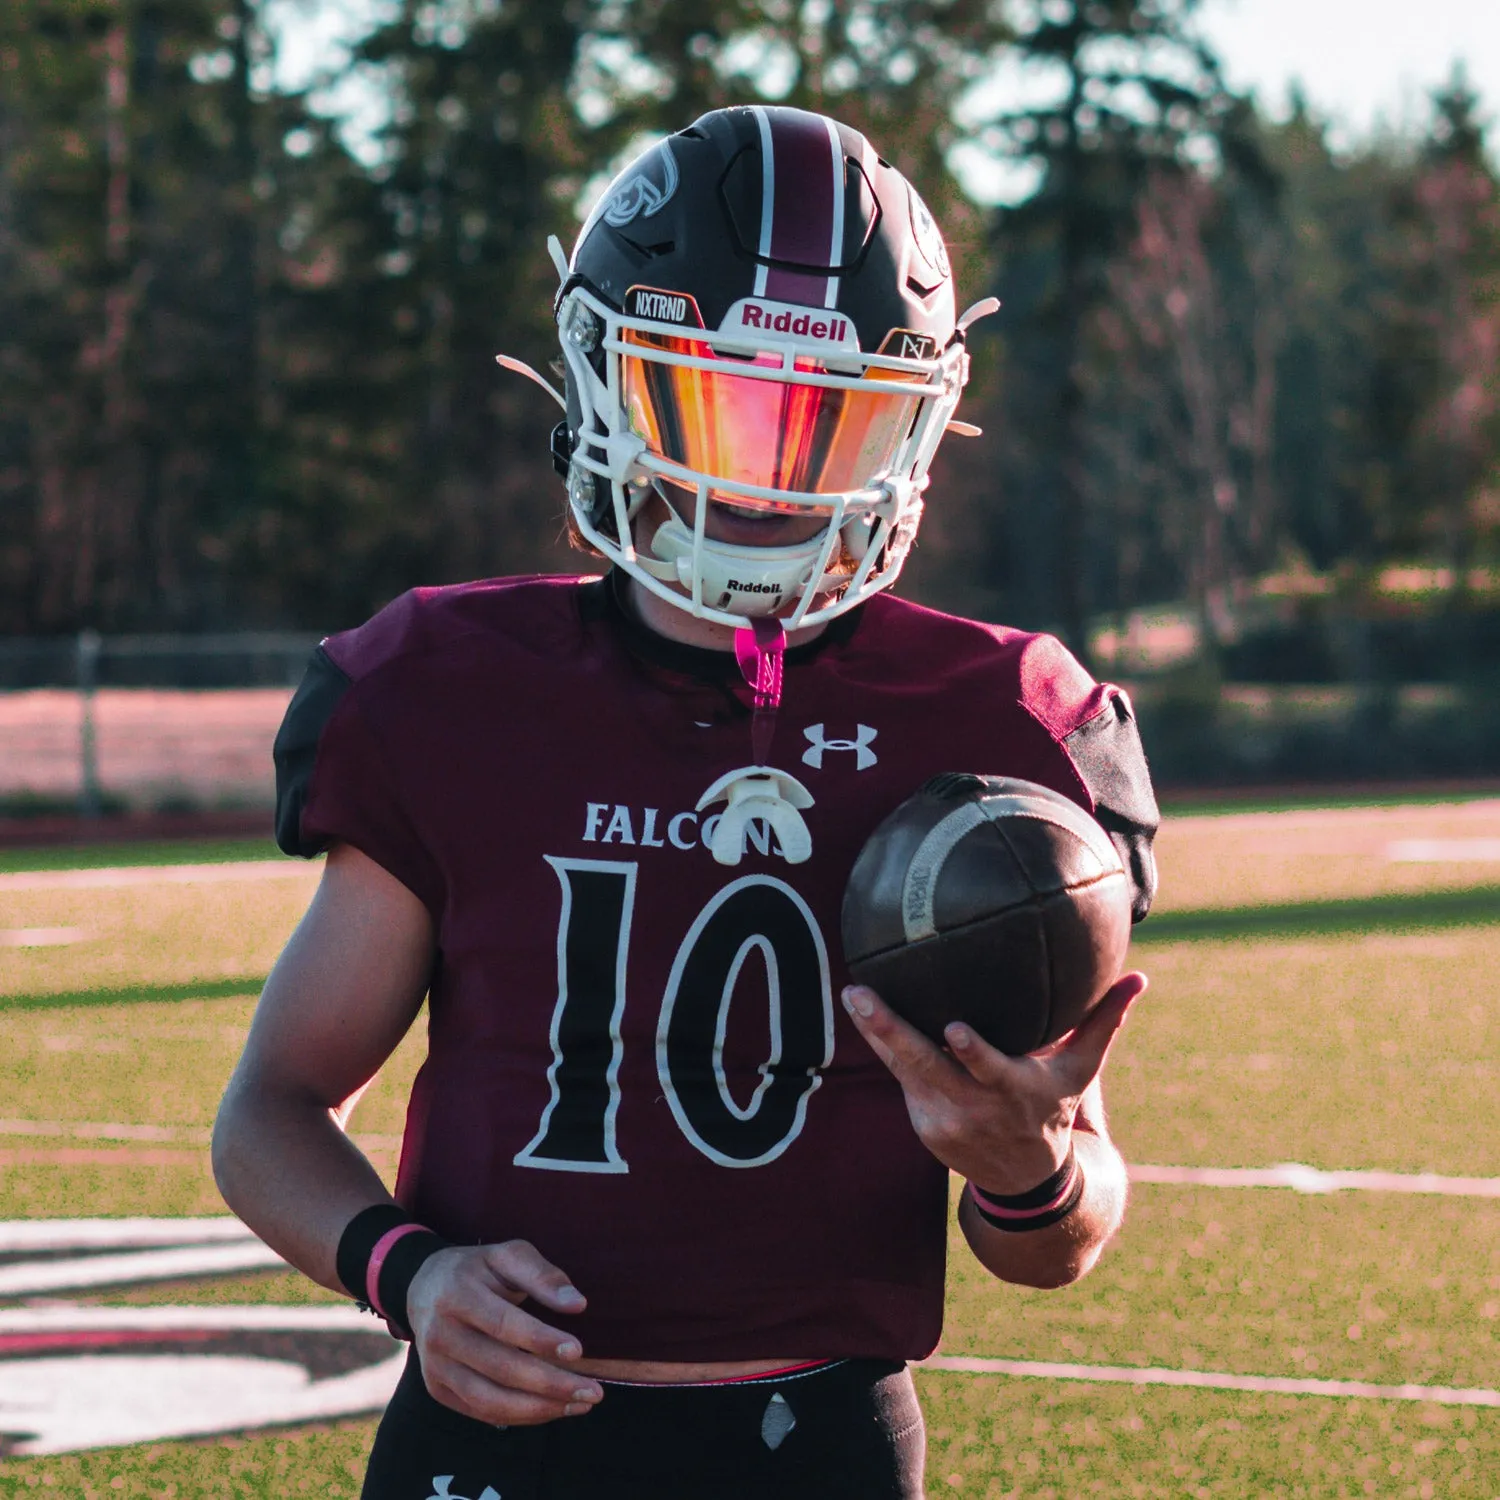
xmin=734 ymin=617 xmax=785 ymax=763
xmin=696 ymin=619 xmax=815 ymax=866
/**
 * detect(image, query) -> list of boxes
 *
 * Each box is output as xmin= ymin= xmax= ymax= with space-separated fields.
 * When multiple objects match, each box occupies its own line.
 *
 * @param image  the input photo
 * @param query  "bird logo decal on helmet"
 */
xmin=597 ymin=140 xmax=680 ymax=229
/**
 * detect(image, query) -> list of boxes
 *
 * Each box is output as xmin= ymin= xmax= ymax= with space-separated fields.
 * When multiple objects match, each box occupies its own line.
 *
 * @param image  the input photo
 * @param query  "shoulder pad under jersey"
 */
xmin=273 ymin=644 xmax=351 ymax=859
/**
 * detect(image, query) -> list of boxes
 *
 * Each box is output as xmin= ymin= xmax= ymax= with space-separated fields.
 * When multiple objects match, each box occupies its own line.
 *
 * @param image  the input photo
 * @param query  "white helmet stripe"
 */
xmin=752 ymin=105 xmax=775 ymax=298
xmin=822 ymin=113 xmax=844 ymax=310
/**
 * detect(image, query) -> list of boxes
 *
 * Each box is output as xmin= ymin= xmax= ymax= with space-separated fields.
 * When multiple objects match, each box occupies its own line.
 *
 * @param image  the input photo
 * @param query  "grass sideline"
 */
xmin=1157 ymin=784 xmax=1500 ymax=818
xmin=1134 ymin=884 xmax=1500 ymax=943
xmin=0 ymin=977 xmax=267 ymax=1012
xmin=1 ymin=803 xmax=1497 ymax=1492
xmin=0 ymin=837 xmax=283 ymax=874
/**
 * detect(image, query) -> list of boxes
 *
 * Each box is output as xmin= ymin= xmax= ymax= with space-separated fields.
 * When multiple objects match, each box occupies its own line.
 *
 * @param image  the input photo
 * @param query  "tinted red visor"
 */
xmin=621 ymin=328 xmax=926 ymax=506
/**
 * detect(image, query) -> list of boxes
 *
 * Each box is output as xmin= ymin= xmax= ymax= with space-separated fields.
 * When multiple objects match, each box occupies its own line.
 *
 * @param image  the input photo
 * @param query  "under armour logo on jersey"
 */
xmin=427 ymin=1477 xmax=500 ymax=1500
xmin=802 ymin=724 xmax=878 ymax=770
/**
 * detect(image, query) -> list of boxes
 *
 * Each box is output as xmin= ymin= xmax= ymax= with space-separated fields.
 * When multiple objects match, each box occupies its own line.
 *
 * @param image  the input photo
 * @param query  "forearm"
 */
xmin=958 ymin=1126 xmax=1127 ymax=1289
xmin=211 ymin=844 xmax=435 ymax=1293
xmin=211 ymin=1077 xmax=396 ymax=1294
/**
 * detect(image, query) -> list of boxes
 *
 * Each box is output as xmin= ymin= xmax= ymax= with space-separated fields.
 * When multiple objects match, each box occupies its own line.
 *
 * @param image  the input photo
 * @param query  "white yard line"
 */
xmin=0 ymin=860 xmax=316 ymax=892
xmin=3 ymin=1306 xmax=1490 ymax=1413
xmin=0 ymin=1119 xmax=401 ymax=1152
xmin=0 ymin=1218 xmax=255 ymax=1252
xmin=2 ymin=1305 xmax=1492 ymax=1412
xmin=919 ymin=1356 xmax=1500 ymax=1408
xmin=0 ymin=1304 xmax=378 ymax=1333
xmin=0 ymin=1119 xmax=211 ymax=1144
xmin=1387 ymin=839 xmax=1500 ymax=862
xmin=0 ymin=927 xmax=90 ymax=946
xmin=1129 ymin=1162 xmax=1500 ymax=1196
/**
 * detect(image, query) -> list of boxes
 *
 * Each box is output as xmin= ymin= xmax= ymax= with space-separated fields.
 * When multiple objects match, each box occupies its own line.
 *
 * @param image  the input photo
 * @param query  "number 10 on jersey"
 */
xmin=514 ymin=857 xmax=835 ymax=1173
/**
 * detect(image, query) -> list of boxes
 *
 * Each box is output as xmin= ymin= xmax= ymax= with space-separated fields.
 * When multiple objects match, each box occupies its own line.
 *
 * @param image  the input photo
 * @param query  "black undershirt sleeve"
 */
xmin=1062 ymin=690 xmax=1160 ymax=923
xmin=273 ymin=644 xmax=352 ymax=858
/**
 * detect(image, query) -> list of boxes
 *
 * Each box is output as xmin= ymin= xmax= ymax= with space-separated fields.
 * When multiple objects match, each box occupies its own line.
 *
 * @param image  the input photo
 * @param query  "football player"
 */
xmin=213 ymin=105 xmax=1158 ymax=1500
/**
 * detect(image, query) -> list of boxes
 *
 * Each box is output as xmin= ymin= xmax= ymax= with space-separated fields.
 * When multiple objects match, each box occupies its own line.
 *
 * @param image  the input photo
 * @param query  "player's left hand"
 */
xmin=841 ymin=972 xmax=1146 ymax=1193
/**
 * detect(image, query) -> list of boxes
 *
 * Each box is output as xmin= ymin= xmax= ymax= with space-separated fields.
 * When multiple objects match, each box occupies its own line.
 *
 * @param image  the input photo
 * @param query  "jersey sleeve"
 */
xmin=273 ymin=643 xmax=445 ymax=916
xmin=1013 ymin=633 xmax=1160 ymax=922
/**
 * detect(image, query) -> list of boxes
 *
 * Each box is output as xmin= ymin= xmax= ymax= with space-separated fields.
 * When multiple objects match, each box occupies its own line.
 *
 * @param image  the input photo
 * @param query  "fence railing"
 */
xmin=0 ymin=632 xmax=322 ymax=691
xmin=0 ymin=632 xmax=322 ymax=819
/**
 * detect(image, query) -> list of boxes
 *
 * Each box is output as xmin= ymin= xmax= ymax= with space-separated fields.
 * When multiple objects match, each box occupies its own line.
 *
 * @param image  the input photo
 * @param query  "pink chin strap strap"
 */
xmin=733 ymin=617 xmax=786 ymax=763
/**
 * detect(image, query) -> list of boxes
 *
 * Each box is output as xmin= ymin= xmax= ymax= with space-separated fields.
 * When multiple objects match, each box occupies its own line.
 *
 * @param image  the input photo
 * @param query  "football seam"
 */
xmin=975 ymin=799 xmax=1122 ymax=874
xmin=845 ymin=866 xmax=1128 ymax=963
xmin=993 ymin=818 xmax=1051 ymax=1052
xmin=896 ymin=801 xmax=1120 ymax=947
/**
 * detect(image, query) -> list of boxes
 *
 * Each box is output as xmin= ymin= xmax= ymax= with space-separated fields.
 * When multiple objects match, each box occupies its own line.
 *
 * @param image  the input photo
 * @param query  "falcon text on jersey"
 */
xmin=582 ymin=801 xmax=788 ymax=859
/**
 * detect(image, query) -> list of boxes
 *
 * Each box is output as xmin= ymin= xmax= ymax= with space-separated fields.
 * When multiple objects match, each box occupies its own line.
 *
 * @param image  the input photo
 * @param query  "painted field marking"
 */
xmin=0 ymin=1147 xmax=204 ymax=1168
xmin=0 ymin=1304 xmax=374 ymax=1333
xmin=1388 ymin=839 xmax=1500 ymax=862
xmin=0 ymin=1241 xmax=286 ymax=1297
xmin=919 ymin=1356 xmax=1500 ymax=1408
xmin=0 ymin=1118 xmax=209 ymax=1144
xmin=0 ymin=927 xmax=90 ymax=947
xmin=0 ymin=861 xmax=314 ymax=892
xmin=0 ymin=1217 xmax=257 ymax=1251
xmin=0 ymin=1305 xmax=402 ymax=1457
xmin=0 ymin=1218 xmax=283 ymax=1297
xmin=0 ymin=1119 xmax=399 ymax=1150
xmin=2 ymin=1230 xmax=1496 ymax=1444
xmin=1129 ymin=1162 xmax=1500 ymax=1197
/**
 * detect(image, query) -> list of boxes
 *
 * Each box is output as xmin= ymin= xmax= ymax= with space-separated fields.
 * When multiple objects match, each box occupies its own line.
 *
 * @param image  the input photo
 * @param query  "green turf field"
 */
xmin=0 ymin=837 xmax=283 ymax=875
xmin=1 ymin=803 xmax=1498 ymax=1495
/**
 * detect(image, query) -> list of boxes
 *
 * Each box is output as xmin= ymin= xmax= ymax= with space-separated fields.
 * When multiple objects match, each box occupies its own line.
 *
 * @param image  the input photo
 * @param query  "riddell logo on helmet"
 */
xmin=740 ymin=304 xmax=849 ymax=342
xmin=720 ymin=298 xmax=860 ymax=350
xmin=727 ymin=579 xmax=782 ymax=594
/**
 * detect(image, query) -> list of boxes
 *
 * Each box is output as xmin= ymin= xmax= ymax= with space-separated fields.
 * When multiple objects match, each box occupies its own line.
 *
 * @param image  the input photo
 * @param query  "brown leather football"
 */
xmin=841 ymin=773 xmax=1133 ymax=1054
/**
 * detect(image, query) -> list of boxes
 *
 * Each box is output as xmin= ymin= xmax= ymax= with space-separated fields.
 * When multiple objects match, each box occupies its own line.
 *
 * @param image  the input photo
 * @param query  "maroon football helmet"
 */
xmin=543 ymin=106 xmax=993 ymax=627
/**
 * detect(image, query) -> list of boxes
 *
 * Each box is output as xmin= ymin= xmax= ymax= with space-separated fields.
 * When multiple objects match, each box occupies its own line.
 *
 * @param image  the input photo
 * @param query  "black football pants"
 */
xmin=361 ymin=1349 xmax=926 ymax=1500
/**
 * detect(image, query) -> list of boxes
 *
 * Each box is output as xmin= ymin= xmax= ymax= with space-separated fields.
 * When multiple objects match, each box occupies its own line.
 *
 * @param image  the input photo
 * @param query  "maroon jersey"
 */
xmin=273 ymin=575 xmax=1157 ymax=1361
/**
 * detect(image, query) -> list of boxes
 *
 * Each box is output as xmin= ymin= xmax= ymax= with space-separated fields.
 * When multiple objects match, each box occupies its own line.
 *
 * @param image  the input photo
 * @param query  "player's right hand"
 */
xmin=405 ymin=1239 xmax=603 ymax=1425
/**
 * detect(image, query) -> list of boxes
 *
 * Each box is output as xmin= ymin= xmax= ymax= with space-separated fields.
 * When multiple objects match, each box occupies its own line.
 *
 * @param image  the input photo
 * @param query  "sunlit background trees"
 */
xmin=3 ymin=0 xmax=1498 ymax=778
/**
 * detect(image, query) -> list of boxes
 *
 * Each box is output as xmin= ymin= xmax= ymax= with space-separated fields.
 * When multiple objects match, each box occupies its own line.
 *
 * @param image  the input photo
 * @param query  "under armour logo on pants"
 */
xmin=427 ymin=1477 xmax=500 ymax=1500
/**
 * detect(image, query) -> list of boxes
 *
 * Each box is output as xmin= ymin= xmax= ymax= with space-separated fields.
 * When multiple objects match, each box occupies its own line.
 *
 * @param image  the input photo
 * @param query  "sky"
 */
xmin=269 ymin=0 xmax=1500 ymax=190
xmin=1195 ymin=0 xmax=1499 ymax=153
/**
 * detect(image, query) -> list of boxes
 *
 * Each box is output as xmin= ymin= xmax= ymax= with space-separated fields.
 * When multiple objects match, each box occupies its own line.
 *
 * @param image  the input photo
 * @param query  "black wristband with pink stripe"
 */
xmin=335 ymin=1204 xmax=450 ymax=1339
xmin=968 ymin=1146 xmax=1084 ymax=1232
